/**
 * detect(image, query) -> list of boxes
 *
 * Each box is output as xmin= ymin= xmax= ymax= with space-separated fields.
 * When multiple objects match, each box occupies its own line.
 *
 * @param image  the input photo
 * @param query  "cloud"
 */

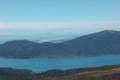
xmin=0 ymin=21 xmax=120 ymax=30
xmin=0 ymin=21 xmax=120 ymax=43
xmin=0 ymin=21 xmax=120 ymax=37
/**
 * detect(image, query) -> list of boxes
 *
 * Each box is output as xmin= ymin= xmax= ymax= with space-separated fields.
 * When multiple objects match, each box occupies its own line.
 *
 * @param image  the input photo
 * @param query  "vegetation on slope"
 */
xmin=0 ymin=30 xmax=120 ymax=58
xmin=0 ymin=65 xmax=120 ymax=80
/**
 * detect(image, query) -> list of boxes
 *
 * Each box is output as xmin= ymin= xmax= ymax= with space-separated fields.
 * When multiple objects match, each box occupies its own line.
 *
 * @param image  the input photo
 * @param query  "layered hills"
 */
xmin=0 ymin=30 xmax=120 ymax=58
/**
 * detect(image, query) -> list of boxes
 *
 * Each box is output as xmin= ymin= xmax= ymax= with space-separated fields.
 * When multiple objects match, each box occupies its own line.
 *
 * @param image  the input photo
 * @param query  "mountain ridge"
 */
xmin=0 ymin=30 xmax=120 ymax=58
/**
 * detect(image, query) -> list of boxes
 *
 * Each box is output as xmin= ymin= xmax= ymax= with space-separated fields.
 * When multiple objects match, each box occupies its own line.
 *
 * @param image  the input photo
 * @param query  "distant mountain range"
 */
xmin=0 ymin=30 xmax=120 ymax=58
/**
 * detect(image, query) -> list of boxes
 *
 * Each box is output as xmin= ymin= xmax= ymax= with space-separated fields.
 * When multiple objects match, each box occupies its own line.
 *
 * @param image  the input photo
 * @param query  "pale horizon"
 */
xmin=0 ymin=0 xmax=120 ymax=43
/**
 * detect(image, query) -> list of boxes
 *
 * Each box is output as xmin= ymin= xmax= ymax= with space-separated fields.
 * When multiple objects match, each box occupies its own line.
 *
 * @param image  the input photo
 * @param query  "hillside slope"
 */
xmin=0 ymin=30 xmax=120 ymax=58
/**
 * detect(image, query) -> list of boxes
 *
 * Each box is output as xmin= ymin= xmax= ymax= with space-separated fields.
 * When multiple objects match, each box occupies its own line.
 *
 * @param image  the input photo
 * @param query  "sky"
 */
xmin=0 ymin=0 xmax=120 ymax=42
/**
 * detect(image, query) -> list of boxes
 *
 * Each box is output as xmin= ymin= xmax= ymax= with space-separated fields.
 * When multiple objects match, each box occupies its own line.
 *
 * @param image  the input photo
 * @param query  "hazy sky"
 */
xmin=0 ymin=0 xmax=120 ymax=42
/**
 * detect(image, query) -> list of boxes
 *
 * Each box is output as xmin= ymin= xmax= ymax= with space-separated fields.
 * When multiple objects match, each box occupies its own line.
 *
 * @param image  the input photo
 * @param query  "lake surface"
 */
xmin=0 ymin=55 xmax=120 ymax=72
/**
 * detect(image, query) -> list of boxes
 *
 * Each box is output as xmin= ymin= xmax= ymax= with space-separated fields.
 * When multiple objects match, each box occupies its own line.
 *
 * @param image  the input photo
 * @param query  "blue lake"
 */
xmin=0 ymin=55 xmax=120 ymax=72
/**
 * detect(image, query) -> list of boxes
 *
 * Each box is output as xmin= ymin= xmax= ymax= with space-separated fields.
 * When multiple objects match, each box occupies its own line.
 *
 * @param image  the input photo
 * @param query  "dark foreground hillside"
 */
xmin=0 ymin=65 xmax=120 ymax=80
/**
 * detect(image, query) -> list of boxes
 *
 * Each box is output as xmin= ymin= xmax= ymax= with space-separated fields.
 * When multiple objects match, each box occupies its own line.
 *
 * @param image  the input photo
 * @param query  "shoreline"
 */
xmin=0 ymin=64 xmax=119 ymax=80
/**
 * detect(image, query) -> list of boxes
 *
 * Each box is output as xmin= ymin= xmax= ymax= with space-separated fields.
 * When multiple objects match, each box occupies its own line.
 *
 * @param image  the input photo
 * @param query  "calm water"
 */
xmin=0 ymin=55 xmax=120 ymax=72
